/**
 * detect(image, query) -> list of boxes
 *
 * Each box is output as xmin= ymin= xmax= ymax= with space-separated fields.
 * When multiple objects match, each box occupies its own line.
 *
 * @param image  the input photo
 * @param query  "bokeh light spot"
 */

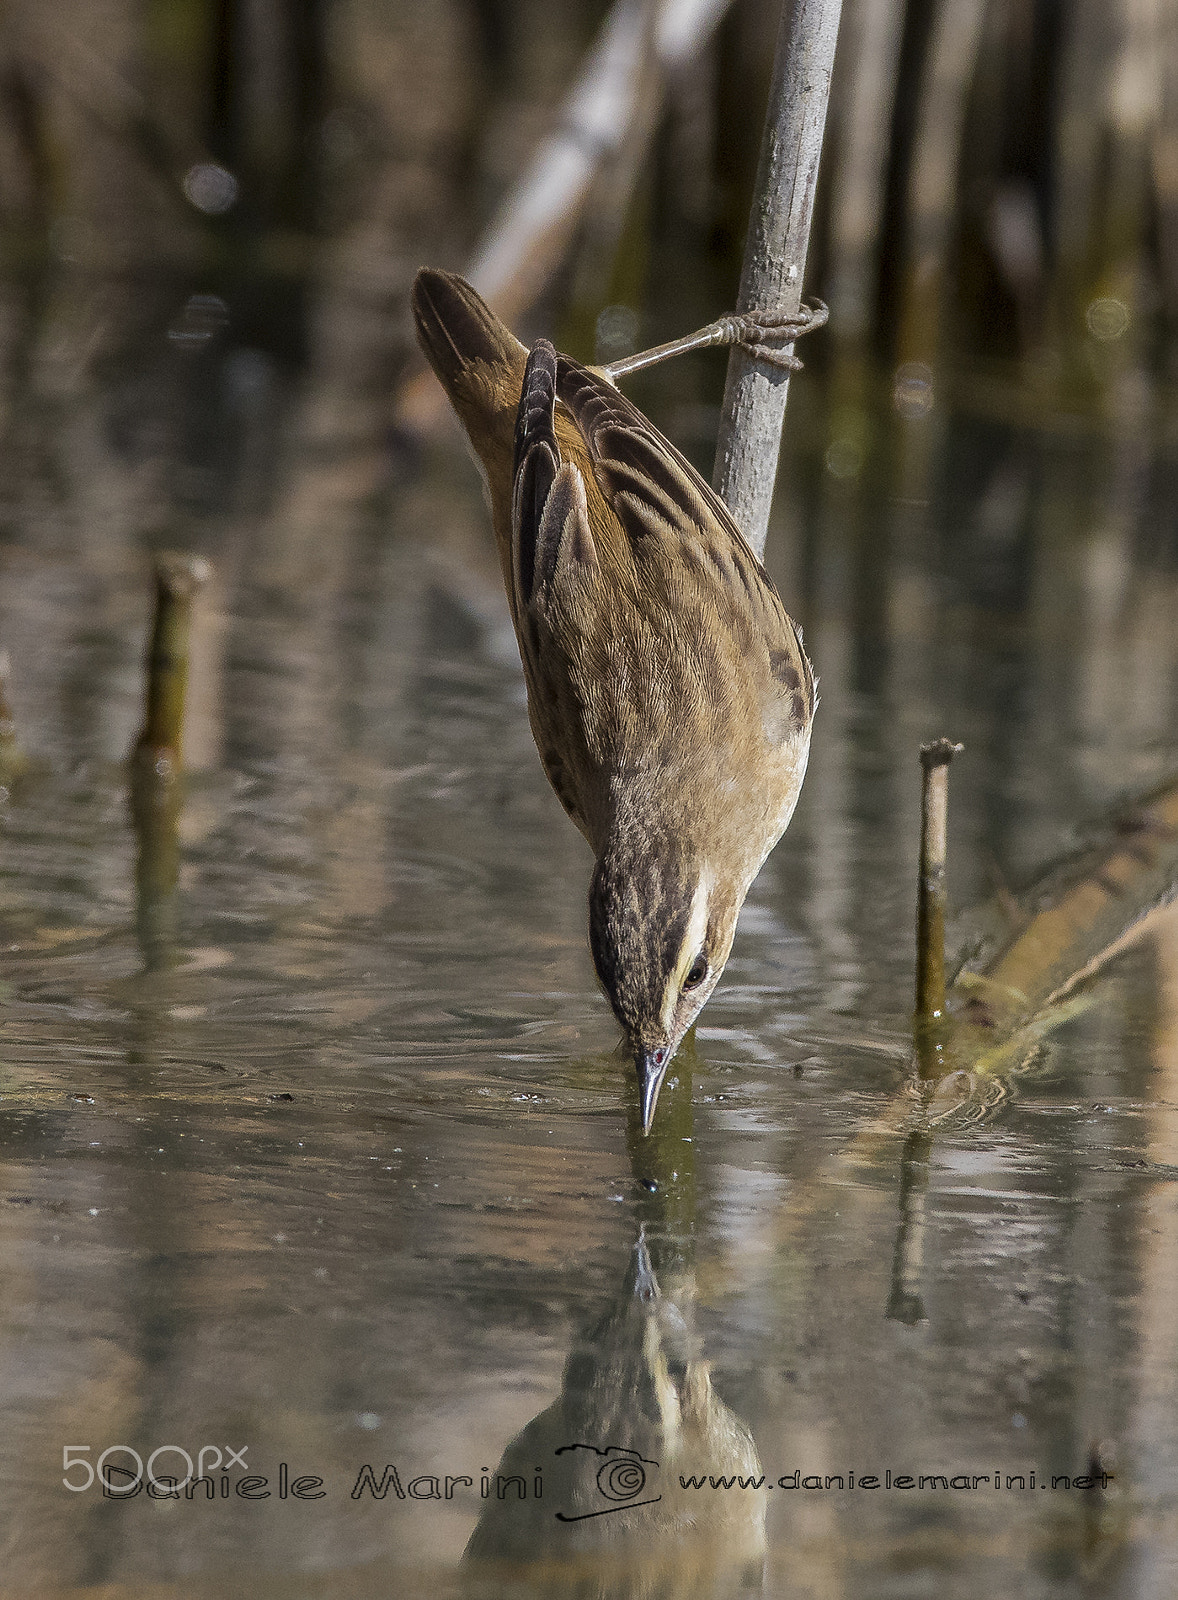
xmin=183 ymin=163 xmax=239 ymax=215
xmin=893 ymin=361 xmax=934 ymax=419
xmin=167 ymin=294 xmax=230 ymax=349
xmin=1086 ymin=297 xmax=1129 ymax=342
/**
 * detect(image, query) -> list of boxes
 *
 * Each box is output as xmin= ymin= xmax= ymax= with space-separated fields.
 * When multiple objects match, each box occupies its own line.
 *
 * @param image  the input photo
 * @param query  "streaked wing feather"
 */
xmin=511 ymin=342 xmax=560 ymax=608
xmin=511 ymin=342 xmax=601 ymax=837
xmin=554 ymin=357 xmax=815 ymax=728
xmin=513 ymin=342 xmax=598 ymax=610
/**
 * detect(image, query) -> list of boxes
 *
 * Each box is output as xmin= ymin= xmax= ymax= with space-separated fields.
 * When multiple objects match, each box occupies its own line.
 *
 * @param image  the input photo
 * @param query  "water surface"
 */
xmin=1 ymin=344 xmax=1177 ymax=1598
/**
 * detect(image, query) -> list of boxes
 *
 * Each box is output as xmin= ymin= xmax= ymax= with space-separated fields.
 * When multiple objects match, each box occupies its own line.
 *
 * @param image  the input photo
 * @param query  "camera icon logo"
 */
xmin=553 ymin=1444 xmax=661 ymax=1522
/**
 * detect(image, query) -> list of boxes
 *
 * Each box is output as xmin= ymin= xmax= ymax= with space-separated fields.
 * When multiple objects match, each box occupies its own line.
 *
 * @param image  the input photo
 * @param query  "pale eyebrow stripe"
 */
xmin=661 ymin=869 xmax=711 ymax=1031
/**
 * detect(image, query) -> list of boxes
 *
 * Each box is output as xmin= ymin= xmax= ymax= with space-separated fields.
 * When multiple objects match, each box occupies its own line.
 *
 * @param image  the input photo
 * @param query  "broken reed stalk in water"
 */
xmin=949 ymin=773 xmax=1178 ymax=1060
xmin=915 ymin=738 xmax=964 ymax=1021
xmin=0 ymin=649 xmax=25 ymax=781
xmin=133 ymin=553 xmax=210 ymax=774
xmin=130 ymin=553 xmax=210 ymax=970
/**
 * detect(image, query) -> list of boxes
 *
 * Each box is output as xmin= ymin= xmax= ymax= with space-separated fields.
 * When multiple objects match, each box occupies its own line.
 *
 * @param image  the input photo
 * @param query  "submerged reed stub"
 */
xmin=0 ymin=649 xmax=24 ymax=781
xmin=130 ymin=553 xmax=209 ymax=970
xmin=916 ymin=738 xmax=964 ymax=1022
xmin=134 ymin=552 xmax=211 ymax=776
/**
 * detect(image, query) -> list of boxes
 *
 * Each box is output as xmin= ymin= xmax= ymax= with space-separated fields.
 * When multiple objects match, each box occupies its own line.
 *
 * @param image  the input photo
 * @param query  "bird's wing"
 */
xmin=553 ymin=357 xmax=815 ymax=732
xmin=512 ymin=341 xmax=598 ymax=615
xmin=511 ymin=341 xmax=600 ymax=835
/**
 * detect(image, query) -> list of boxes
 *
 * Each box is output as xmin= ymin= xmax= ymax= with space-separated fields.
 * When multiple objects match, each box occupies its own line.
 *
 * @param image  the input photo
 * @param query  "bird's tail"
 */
xmin=411 ymin=269 xmax=526 ymax=457
xmin=412 ymin=269 xmax=524 ymax=392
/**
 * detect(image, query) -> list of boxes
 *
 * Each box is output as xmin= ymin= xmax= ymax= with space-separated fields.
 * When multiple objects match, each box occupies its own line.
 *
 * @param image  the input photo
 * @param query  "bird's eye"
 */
xmin=683 ymin=954 xmax=708 ymax=991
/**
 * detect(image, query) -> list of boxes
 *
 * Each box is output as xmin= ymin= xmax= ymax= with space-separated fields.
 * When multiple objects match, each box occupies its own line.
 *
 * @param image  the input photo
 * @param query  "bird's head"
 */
xmin=589 ymin=835 xmax=740 ymax=1134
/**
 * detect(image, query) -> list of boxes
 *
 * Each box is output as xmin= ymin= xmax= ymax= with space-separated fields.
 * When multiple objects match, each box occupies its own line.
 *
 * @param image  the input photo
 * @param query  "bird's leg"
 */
xmin=601 ymin=299 xmax=828 ymax=382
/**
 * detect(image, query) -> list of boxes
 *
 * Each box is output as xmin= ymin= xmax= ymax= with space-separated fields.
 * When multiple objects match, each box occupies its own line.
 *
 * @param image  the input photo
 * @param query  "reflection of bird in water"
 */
xmin=413 ymin=270 xmax=817 ymax=1132
xmin=463 ymin=1233 xmax=766 ymax=1597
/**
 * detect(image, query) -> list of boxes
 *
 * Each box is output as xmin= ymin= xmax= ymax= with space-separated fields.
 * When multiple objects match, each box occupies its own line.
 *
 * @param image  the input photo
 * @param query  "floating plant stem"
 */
xmin=950 ymin=773 xmax=1178 ymax=1056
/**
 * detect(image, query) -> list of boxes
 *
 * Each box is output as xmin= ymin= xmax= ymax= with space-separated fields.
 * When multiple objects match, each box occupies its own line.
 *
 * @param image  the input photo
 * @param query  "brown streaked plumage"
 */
xmin=412 ymin=268 xmax=816 ymax=1131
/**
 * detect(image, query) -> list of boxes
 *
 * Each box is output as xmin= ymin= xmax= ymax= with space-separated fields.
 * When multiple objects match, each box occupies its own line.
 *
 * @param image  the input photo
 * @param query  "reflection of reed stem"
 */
xmin=886 ymin=1128 xmax=931 ymax=1324
xmin=916 ymin=737 xmax=962 ymax=1021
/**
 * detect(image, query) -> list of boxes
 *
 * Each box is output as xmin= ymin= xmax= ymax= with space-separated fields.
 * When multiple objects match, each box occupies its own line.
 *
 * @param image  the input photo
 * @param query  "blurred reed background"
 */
xmin=0 ymin=0 xmax=1171 ymax=880
xmin=0 ymin=0 xmax=1171 ymax=516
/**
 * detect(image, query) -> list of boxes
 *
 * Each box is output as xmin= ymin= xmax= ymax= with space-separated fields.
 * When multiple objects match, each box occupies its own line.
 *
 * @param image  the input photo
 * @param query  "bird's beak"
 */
xmin=637 ymin=1045 xmax=670 ymax=1136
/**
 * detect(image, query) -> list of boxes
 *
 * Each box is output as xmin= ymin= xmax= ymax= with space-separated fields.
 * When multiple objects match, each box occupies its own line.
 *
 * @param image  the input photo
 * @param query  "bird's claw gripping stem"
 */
xmin=602 ymin=299 xmax=829 ymax=382
xmin=721 ymin=301 xmax=830 ymax=370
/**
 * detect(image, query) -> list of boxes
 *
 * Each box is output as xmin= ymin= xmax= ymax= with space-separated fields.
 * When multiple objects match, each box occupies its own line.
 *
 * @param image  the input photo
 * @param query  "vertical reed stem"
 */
xmin=915 ymin=737 xmax=963 ymax=1019
xmin=712 ymin=0 xmax=845 ymax=557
